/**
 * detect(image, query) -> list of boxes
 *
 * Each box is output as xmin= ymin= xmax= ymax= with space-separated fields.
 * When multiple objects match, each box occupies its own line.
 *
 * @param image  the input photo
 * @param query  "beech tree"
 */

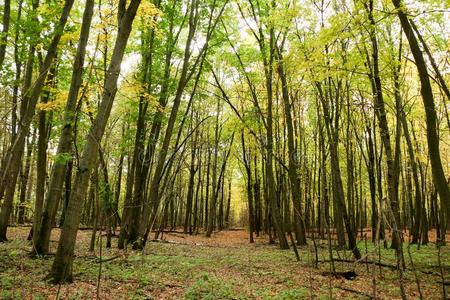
xmin=0 ymin=0 xmax=448 ymax=291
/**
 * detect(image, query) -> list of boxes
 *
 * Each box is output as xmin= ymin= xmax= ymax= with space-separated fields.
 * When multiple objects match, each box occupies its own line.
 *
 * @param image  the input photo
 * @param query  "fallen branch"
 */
xmin=320 ymin=258 xmax=445 ymax=277
xmin=96 ymin=255 xmax=121 ymax=263
xmin=321 ymin=271 xmax=358 ymax=280
xmin=164 ymin=283 xmax=182 ymax=288
xmin=319 ymin=259 xmax=397 ymax=270
xmin=335 ymin=286 xmax=373 ymax=299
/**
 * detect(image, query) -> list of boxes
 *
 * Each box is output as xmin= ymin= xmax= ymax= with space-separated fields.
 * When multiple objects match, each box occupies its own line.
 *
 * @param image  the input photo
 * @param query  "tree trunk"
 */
xmin=47 ymin=0 xmax=141 ymax=282
xmin=18 ymin=130 xmax=36 ymax=224
xmin=225 ymin=180 xmax=231 ymax=228
xmin=59 ymin=159 xmax=73 ymax=227
xmin=0 ymin=0 xmax=74 ymax=242
xmin=33 ymin=0 xmax=94 ymax=254
xmin=207 ymin=97 xmax=221 ymax=237
xmin=0 ymin=0 xmax=11 ymax=70
xmin=276 ymin=48 xmax=307 ymax=245
xmin=392 ymin=0 xmax=450 ymax=240
xmin=184 ymin=128 xmax=198 ymax=234
xmin=135 ymin=0 xmax=207 ymax=246
xmin=242 ymin=133 xmax=254 ymax=243
xmin=365 ymin=0 xmax=401 ymax=250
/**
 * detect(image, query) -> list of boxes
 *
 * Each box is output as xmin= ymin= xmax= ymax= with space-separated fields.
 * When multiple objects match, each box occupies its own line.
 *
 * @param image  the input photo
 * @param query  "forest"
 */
xmin=0 ymin=0 xmax=449 ymax=298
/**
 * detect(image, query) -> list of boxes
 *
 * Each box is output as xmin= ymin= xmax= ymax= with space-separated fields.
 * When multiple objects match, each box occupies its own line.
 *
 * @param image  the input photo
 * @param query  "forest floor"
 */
xmin=0 ymin=226 xmax=449 ymax=299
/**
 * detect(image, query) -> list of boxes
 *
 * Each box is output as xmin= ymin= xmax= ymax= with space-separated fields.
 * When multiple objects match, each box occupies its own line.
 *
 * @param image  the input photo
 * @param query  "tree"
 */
xmin=47 ymin=0 xmax=143 ymax=283
xmin=0 ymin=0 xmax=75 ymax=241
xmin=392 ymin=0 xmax=450 ymax=241
xmin=32 ymin=0 xmax=95 ymax=255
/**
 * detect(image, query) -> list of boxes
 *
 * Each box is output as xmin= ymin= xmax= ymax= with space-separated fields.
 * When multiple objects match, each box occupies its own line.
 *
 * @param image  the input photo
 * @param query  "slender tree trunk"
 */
xmin=33 ymin=0 xmax=94 ymax=254
xmin=225 ymin=180 xmax=231 ymax=228
xmin=316 ymin=81 xmax=361 ymax=259
xmin=89 ymin=169 xmax=99 ymax=252
xmin=10 ymin=0 xmax=24 ymax=141
xmin=193 ymin=141 xmax=203 ymax=233
xmin=204 ymin=145 xmax=211 ymax=232
xmin=207 ymin=97 xmax=221 ymax=237
xmin=59 ymin=159 xmax=73 ymax=227
xmin=0 ymin=0 xmax=74 ymax=242
xmin=399 ymin=102 xmax=423 ymax=244
xmin=125 ymin=97 xmax=149 ymax=243
xmin=114 ymin=144 xmax=125 ymax=228
xmin=276 ymin=49 xmax=307 ymax=245
xmin=392 ymin=0 xmax=450 ymax=239
xmin=242 ymin=133 xmax=254 ymax=243
xmin=47 ymin=0 xmax=141 ymax=282
xmin=18 ymin=130 xmax=36 ymax=224
xmin=98 ymin=149 xmax=113 ymax=248
xmin=366 ymin=123 xmax=378 ymax=242
xmin=365 ymin=0 xmax=402 ymax=250
xmin=32 ymin=61 xmax=56 ymax=237
xmin=253 ymin=155 xmax=261 ymax=236
xmin=0 ymin=0 xmax=11 ymax=70
xmin=184 ymin=128 xmax=198 ymax=234
xmin=263 ymin=28 xmax=289 ymax=250
xmin=135 ymin=0 xmax=219 ymax=246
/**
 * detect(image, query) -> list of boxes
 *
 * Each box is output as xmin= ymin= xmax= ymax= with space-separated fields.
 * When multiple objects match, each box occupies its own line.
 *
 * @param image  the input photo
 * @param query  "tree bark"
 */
xmin=33 ymin=0 xmax=94 ymax=254
xmin=364 ymin=0 xmax=401 ymax=250
xmin=392 ymin=0 xmax=450 ymax=237
xmin=0 ymin=0 xmax=74 ymax=242
xmin=242 ymin=133 xmax=255 ymax=243
xmin=18 ymin=130 xmax=36 ymax=224
xmin=276 ymin=48 xmax=307 ymax=245
xmin=47 ymin=0 xmax=141 ymax=282
xmin=0 ymin=0 xmax=11 ymax=69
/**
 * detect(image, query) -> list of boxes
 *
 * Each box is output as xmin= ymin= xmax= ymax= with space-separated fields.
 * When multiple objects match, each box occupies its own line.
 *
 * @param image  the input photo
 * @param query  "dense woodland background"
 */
xmin=0 ymin=0 xmax=449 ymax=297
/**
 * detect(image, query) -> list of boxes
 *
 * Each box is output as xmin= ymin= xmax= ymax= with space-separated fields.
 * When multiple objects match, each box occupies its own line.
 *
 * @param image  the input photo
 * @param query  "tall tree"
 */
xmin=32 ymin=0 xmax=95 ymax=255
xmin=0 ymin=0 xmax=75 ymax=241
xmin=47 ymin=0 xmax=143 ymax=283
xmin=392 ymin=0 xmax=450 ymax=238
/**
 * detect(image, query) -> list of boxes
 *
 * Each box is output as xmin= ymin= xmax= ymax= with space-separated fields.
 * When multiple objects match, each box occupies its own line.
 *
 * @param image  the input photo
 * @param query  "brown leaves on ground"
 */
xmin=0 ymin=226 xmax=448 ymax=299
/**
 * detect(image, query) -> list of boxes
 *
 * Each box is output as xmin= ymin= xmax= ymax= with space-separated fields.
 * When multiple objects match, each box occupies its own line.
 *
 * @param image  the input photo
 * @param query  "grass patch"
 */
xmin=184 ymin=273 xmax=236 ymax=299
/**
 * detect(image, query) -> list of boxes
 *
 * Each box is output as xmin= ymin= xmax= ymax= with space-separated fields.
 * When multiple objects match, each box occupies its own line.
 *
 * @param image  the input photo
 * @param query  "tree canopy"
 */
xmin=0 ymin=0 xmax=449 ymax=297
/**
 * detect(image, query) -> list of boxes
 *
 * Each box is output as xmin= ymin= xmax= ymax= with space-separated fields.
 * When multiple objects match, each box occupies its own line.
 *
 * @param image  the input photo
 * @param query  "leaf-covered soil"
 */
xmin=0 ymin=226 xmax=449 ymax=299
